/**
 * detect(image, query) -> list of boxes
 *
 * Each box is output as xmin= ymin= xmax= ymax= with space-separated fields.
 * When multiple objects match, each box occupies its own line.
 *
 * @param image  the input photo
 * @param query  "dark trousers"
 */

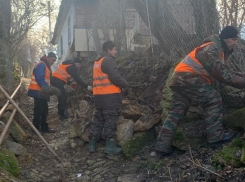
xmin=156 ymin=85 xmax=224 ymax=153
xmin=51 ymin=78 xmax=67 ymax=116
xmin=33 ymin=98 xmax=49 ymax=131
xmin=89 ymin=108 xmax=119 ymax=140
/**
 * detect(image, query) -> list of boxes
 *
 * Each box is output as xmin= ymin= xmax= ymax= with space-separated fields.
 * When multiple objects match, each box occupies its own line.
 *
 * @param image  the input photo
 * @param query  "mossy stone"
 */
xmin=161 ymin=101 xmax=170 ymax=110
xmin=0 ymin=148 xmax=20 ymax=177
xmin=146 ymin=157 xmax=156 ymax=170
xmin=0 ymin=166 xmax=21 ymax=182
xmin=241 ymin=145 xmax=245 ymax=164
xmin=122 ymin=129 xmax=154 ymax=158
xmin=173 ymin=126 xmax=205 ymax=150
xmin=223 ymin=108 xmax=245 ymax=129
xmin=146 ymin=157 xmax=164 ymax=170
xmin=161 ymin=67 xmax=175 ymax=121
xmin=213 ymin=138 xmax=245 ymax=168
xmin=230 ymin=138 xmax=245 ymax=147
xmin=2 ymin=112 xmax=27 ymax=143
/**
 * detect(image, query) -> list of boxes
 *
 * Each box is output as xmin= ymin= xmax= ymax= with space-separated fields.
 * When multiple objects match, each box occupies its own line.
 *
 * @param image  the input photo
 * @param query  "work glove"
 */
xmin=87 ymin=86 xmax=93 ymax=92
xmin=39 ymin=86 xmax=61 ymax=97
xmin=70 ymin=82 xmax=77 ymax=90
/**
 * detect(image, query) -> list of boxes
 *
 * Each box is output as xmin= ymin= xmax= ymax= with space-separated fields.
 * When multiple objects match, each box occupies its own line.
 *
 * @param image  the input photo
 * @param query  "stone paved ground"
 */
xmin=18 ymin=79 xmax=156 ymax=182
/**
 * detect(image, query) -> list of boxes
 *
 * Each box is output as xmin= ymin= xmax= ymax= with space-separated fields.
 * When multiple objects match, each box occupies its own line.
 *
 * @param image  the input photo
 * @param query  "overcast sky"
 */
xmin=33 ymin=0 xmax=61 ymax=31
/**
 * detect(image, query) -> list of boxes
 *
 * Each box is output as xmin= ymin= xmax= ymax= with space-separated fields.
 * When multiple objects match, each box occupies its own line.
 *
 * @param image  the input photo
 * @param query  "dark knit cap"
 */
xmin=219 ymin=26 xmax=238 ymax=39
xmin=47 ymin=52 xmax=57 ymax=58
xmin=74 ymin=57 xmax=82 ymax=64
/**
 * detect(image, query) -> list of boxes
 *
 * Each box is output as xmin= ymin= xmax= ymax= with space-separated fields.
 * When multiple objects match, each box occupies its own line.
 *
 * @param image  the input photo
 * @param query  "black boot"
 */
xmin=210 ymin=131 xmax=237 ymax=148
xmin=32 ymin=126 xmax=43 ymax=135
xmin=59 ymin=114 xmax=69 ymax=121
xmin=59 ymin=109 xmax=72 ymax=121
xmin=57 ymin=104 xmax=60 ymax=115
xmin=41 ymin=128 xmax=55 ymax=134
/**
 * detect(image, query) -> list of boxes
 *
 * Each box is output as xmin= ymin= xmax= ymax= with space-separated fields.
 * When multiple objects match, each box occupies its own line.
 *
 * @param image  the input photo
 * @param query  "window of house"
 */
xmin=68 ymin=16 xmax=71 ymax=44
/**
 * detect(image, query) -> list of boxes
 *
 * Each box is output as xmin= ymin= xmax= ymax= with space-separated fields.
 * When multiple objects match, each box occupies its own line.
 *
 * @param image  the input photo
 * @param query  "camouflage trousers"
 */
xmin=156 ymin=85 xmax=224 ymax=153
xmin=89 ymin=108 xmax=119 ymax=140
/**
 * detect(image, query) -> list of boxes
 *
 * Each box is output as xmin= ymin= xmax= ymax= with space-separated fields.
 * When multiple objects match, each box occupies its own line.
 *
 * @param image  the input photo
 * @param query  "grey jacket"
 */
xmin=93 ymin=51 xmax=128 ymax=109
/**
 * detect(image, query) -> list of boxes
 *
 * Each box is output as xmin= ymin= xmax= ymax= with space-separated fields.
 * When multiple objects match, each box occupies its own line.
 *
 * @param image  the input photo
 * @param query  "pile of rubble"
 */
xmin=69 ymin=53 xmax=245 ymax=169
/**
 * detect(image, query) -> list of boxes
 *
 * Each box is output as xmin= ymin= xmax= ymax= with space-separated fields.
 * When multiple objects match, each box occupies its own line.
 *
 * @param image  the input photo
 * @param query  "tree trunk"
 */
xmin=131 ymin=0 xmax=219 ymax=55
xmin=190 ymin=0 xmax=219 ymax=43
xmin=0 ymin=0 xmax=11 ymax=38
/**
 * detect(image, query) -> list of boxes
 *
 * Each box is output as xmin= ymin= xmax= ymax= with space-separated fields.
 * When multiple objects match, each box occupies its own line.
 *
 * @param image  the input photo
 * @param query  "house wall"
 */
xmin=74 ymin=28 xmax=134 ymax=53
xmin=54 ymin=0 xmax=150 ymax=62
xmin=56 ymin=2 xmax=76 ymax=65
xmin=75 ymin=0 xmax=99 ymax=27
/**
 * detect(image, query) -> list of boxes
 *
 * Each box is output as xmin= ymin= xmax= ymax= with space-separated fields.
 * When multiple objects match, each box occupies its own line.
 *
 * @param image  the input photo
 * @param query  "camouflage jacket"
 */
xmin=170 ymin=34 xmax=245 ymax=89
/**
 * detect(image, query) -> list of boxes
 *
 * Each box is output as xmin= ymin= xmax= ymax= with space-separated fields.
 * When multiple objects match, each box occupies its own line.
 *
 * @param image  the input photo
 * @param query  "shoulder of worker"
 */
xmin=202 ymin=34 xmax=223 ymax=52
xmin=62 ymin=59 xmax=75 ymax=66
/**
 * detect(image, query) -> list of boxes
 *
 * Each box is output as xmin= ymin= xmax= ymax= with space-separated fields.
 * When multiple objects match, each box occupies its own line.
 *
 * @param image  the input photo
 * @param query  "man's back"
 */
xmin=170 ymin=34 xmax=245 ymax=89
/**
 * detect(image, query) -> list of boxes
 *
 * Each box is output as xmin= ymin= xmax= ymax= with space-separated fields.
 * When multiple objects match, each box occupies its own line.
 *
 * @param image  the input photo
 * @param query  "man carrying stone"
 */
xmin=28 ymin=52 xmax=57 ymax=134
xmin=51 ymin=57 xmax=92 ymax=121
xmin=156 ymin=26 xmax=245 ymax=157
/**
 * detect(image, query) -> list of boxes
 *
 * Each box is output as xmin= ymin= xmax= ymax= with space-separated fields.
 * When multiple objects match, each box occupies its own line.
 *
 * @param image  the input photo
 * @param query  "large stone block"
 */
xmin=5 ymin=141 xmax=27 ymax=156
xmin=0 ymin=148 xmax=20 ymax=177
xmin=223 ymin=108 xmax=245 ymax=129
xmin=69 ymin=125 xmax=77 ymax=138
xmin=121 ymin=105 xmax=143 ymax=121
xmin=78 ymin=100 xmax=91 ymax=119
xmin=0 ymin=166 xmax=22 ymax=182
xmin=134 ymin=114 xmax=161 ymax=132
xmin=173 ymin=120 xmax=206 ymax=150
xmin=213 ymin=138 xmax=245 ymax=168
xmin=2 ymin=112 xmax=28 ymax=143
xmin=122 ymin=129 xmax=154 ymax=158
xmin=117 ymin=116 xmax=134 ymax=146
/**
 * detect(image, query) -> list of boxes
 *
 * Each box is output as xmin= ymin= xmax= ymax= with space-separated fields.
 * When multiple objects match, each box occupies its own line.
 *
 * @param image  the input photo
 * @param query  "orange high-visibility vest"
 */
xmin=93 ymin=57 xmax=121 ymax=95
xmin=52 ymin=64 xmax=72 ymax=83
xmin=28 ymin=61 xmax=50 ymax=91
xmin=174 ymin=42 xmax=225 ymax=84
